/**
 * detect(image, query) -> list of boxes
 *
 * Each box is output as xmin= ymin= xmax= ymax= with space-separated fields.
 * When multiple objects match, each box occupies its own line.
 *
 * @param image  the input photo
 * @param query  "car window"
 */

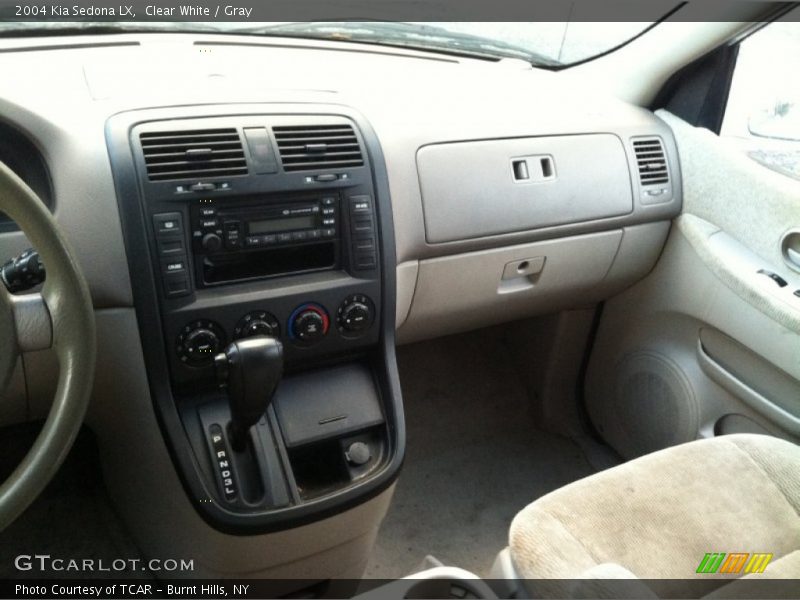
xmin=721 ymin=16 xmax=800 ymax=181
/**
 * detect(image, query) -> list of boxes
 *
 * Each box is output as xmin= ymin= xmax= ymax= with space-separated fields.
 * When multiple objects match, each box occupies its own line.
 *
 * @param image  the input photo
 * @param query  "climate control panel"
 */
xmin=172 ymin=294 xmax=377 ymax=379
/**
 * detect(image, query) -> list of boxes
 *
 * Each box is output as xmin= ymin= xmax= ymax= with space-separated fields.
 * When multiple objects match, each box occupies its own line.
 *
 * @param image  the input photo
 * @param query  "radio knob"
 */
xmin=202 ymin=232 xmax=223 ymax=252
xmin=290 ymin=304 xmax=329 ymax=343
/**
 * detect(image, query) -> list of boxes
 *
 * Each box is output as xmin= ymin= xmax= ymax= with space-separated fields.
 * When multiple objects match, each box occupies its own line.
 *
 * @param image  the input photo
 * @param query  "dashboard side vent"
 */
xmin=273 ymin=124 xmax=364 ymax=172
xmin=633 ymin=137 xmax=669 ymax=186
xmin=140 ymin=128 xmax=247 ymax=181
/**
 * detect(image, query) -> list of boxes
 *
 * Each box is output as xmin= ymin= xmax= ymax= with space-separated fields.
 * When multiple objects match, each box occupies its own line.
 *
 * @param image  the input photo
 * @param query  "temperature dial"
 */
xmin=234 ymin=311 xmax=280 ymax=339
xmin=176 ymin=320 xmax=226 ymax=367
xmin=337 ymin=294 xmax=375 ymax=336
xmin=289 ymin=303 xmax=330 ymax=344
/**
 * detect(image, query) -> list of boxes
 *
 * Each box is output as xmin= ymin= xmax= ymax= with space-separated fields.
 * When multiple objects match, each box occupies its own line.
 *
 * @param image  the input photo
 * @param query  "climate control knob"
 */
xmin=234 ymin=311 xmax=280 ymax=339
xmin=337 ymin=294 xmax=375 ymax=335
xmin=289 ymin=303 xmax=329 ymax=344
xmin=176 ymin=320 xmax=226 ymax=367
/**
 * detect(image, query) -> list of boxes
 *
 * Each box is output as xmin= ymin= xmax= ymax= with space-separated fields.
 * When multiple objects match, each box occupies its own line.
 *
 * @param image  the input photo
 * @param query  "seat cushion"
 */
xmin=509 ymin=434 xmax=800 ymax=597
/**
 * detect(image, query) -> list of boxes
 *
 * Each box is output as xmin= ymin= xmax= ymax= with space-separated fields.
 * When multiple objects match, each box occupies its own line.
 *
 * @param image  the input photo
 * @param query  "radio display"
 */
xmin=249 ymin=215 xmax=316 ymax=234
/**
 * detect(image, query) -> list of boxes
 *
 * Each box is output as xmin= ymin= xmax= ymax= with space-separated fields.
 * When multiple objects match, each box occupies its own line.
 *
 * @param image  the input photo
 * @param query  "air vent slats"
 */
xmin=140 ymin=128 xmax=247 ymax=182
xmin=633 ymin=138 xmax=669 ymax=185
xmin=273 ymin=124 xmax=364 ymax=172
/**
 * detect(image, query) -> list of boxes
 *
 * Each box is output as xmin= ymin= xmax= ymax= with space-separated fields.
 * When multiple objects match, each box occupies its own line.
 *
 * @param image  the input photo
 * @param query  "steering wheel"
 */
xmin=0 ymin=160 xmax=95 ymax=530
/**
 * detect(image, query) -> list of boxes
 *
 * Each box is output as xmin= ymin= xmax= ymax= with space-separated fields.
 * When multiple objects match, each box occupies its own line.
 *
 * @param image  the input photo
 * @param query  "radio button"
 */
xmin=225 ymin=226 xmax=241 ymax=249
xmin=355 ymin=252 xmax=377 ymax=270
xmin=350 ymin=196 xmax=372 ymax=213
xmin=157 ymin=238 xmax=185 ymax=257
xmin=163 ymin=273 xmax=190 ymax=298
xmin=354 ymin=238 xmax=375 ymax=251
xmin=153 ymin=213 xmax=183 ymax=238
xmin=162 ymin=257 xmax=187 ymax=274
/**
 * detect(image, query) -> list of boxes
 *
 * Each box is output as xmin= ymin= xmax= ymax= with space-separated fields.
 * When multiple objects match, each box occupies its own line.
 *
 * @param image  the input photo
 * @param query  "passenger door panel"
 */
xmin=585 ymin=111 xmax=800 ymax=458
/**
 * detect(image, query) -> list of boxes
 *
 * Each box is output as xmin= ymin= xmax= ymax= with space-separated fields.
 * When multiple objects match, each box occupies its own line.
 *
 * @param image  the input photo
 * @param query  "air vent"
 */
xmin=633 ymin=138 xmax=669 ymax=185
xmin=140 ymin=128 xmax=247 ymax=181
xmin=273 ymin=124 xmax=364 ymax=172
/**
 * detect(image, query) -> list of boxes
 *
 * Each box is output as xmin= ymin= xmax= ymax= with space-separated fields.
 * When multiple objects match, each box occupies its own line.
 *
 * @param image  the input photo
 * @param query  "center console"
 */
xmin=106 ymin=106 xmax=404 ymax=532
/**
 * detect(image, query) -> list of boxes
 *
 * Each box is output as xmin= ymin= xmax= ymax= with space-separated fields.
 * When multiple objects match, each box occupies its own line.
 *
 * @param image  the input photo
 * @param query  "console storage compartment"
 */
xmin=274 ymin=363 xmax=384 ymax=447
xmin=274 ymin=363 xmax=387 ymax=499
xmin=201 ymin=241 xmax=336 ymax=285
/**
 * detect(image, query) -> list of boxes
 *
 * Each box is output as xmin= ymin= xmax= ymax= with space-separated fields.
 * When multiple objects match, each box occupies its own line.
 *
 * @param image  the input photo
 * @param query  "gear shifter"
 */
xmin=214 ymin=336 xmax=283 ymax=451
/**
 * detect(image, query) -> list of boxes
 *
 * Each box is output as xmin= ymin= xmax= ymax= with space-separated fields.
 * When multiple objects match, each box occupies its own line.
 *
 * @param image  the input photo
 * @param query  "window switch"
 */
xmin=757 ymin=269 xmax=788 ymax=288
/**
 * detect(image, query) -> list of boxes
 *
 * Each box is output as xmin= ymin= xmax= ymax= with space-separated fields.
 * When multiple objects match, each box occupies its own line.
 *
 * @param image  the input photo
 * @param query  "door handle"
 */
xmin=781 ymin=229 xmax=800 ymax=273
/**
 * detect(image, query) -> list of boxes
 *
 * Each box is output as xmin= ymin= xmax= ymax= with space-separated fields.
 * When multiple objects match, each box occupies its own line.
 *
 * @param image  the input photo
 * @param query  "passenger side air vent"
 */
xmin=632 ymin=137 xmax=669 ymax=185
xmin=273 ymin=124 xmax=364 ymax=172
xmin=140 ymin=129 xmax=248 ymax=181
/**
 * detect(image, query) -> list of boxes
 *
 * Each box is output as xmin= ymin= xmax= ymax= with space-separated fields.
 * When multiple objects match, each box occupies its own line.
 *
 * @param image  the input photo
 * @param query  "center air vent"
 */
xmin=140 ymin=128 xmax=248 ymax=181
xmin=633 ymin=137 xmax=669 ymax=186
xmin=273 ymin=124 xmax=364 ymax=172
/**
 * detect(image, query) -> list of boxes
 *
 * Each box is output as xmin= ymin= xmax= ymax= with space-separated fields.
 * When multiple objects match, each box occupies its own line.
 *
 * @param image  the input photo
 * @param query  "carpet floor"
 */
xmin=0 ymin=424 xmax=146 ymax=579
xmin=365 ymin=330 xmax=597 ymax=579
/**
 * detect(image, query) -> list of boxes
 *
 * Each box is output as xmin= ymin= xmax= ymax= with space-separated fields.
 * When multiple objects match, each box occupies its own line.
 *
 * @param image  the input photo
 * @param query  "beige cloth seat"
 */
xmin=509 ymin=434 xmax=800 ymax=598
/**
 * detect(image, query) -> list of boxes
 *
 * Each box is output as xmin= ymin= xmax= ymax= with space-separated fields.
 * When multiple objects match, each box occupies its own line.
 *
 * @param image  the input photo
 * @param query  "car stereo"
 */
xmin=187 ymin=194 xmax=345 ymax=287
xmin=191 ymin=196 xmax=338 ymax=255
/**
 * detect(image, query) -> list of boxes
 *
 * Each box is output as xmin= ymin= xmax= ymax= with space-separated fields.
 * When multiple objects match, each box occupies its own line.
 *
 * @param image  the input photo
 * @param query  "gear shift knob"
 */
xmin=214 ymin=336 xmax=283 ymax=451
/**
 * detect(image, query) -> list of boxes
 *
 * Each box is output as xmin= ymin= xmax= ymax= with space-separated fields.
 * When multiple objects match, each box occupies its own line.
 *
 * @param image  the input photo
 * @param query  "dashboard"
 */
xmin=0 ymin=33 xmax=681 ymax=537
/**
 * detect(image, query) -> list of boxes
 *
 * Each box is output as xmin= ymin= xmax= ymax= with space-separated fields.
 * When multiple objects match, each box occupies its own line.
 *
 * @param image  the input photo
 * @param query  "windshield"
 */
xmin=0 ymin=16 xmax=679 ymax=68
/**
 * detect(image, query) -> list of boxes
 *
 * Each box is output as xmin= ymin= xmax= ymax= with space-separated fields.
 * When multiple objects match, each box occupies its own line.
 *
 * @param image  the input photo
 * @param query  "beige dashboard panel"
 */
xmin=398 ymin=230 xmax=623 ymax=343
